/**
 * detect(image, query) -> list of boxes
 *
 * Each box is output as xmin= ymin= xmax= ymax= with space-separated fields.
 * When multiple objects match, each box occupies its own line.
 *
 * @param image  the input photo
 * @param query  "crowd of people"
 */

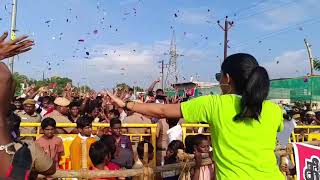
xmin=7 ymin=74 xmax=215 ymax=180
xmin=0 ymin=32 xmax=320 ymax=180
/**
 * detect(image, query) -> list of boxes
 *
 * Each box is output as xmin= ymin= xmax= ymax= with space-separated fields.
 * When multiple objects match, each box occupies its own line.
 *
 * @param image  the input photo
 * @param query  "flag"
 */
xmin=292 ymin=143 xmax=320 ymax=180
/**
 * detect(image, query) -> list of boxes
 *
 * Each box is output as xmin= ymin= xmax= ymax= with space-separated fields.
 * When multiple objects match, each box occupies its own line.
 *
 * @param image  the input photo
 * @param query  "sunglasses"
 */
xmin=215 ymin=73 xmax=221 ymax=82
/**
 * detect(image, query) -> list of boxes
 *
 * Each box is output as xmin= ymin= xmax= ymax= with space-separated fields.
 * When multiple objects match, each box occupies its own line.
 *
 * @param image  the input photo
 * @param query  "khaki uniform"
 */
xmin=14 ymin=141 xmax=53 ymax=179
xmin=156 ymin=119 xmax=169 ymax=166
xmin=44 ymin=110 xmax=74 ymax=133
xmin=123 ymin=113 xmax=152 ymax=134
xmin=16 ymin=111 xmax=41 ymax=135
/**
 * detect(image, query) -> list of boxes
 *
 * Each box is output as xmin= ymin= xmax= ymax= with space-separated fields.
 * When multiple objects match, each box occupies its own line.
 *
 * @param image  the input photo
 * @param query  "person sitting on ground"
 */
xmin=110 ymin=118 xmax=132 ymax=152
xmin=16 ymin=98 xmax=41 ymax=141
xmin=36 ymin=117 xmax=64 ymax=168
xmin=89 ymin=141 xmax=123 ymax=180
xmin=163 ymin=140 xmax=185 ymax=180
xmin=100 ymin=134 xmax=133 ymax=169
xmin=44 ymin=97 xmax=73 ymax=133
xmin=70 ymin=116 xmax=96 ymax=170
xmin=132 ymin=140 xmax=154 ymax=169
xmin=191 ymin=134 xmax=214 ymax=180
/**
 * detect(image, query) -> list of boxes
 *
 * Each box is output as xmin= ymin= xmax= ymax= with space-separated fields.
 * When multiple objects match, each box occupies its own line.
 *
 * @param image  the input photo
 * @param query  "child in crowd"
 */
xmin=163 ymin=140 xmax=185 ymax=180
xmin=36 ymin=118 xmax=64 ymax=168
xmin=110 ymin=118 xmax=133 ymax=152
xmin=132 ymin=140 xmax=154 ymax=169
xmin=70 ymin=116 xmax=96 ymax=170
xmin=89 ymin=141 xmax=123 ymax=180
xmin=100 ymin=134 xmax=133 ymax=169
xmin=191 ymin=134 xmax=215 ymax=180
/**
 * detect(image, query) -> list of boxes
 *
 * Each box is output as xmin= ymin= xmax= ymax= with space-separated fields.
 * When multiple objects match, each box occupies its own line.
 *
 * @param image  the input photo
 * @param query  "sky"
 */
xmin=0 ymin=0 xmax=320 ymax=90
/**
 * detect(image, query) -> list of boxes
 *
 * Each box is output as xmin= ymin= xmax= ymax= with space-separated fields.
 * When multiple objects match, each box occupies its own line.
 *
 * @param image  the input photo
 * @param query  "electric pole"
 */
xmin=9 ymin=0 xmax=18 ymax=73
xmin=218 ymin=16 xmax=234 ymax=60
xmin=158 ymin=60 xmax=167 ymax=90
xmin=304 ymin=38 xmax=315 ymax=76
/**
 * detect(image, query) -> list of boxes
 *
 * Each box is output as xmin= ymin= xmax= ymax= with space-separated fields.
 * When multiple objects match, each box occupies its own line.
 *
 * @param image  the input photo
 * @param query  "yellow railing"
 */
xmin=181 ymin=124 xmax=210 ymax=143
xmin=291 ymin=126 xmax=320 ymax=142
xmin=20 ymin=123 xmax=157 ymax=167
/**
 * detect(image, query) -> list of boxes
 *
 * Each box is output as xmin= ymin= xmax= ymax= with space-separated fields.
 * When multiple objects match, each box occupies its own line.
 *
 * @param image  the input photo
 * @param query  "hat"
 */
xmin=306 ymin=111 xmax=315 ymax=116
xmin=23 ymin=99 xmax=36 ymax=105
xmin=292 ymin=114 xmax=300 ymax=119
xmin=54 ymin=97 xmax=70 ymax=107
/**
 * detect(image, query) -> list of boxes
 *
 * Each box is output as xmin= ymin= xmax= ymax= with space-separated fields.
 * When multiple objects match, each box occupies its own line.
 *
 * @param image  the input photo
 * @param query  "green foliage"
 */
xmin=13 ymin=72 xmax=91 ymax=96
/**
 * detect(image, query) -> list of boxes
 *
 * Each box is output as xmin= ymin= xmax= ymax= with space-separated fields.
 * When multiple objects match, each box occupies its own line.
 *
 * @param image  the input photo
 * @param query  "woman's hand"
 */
xmin=106 ymin=91 xmax=125 ymax=108
xmin=0 ymin=32 xmax=34 ymax=60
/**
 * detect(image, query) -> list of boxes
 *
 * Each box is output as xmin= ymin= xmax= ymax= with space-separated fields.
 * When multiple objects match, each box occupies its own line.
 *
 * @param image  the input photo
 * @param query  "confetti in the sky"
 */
xmin=86 ymin=52 xmax=90 ymax=56
xmin=78 ymin=39 xmax=85 ymax=42
xmin=93 ymin=30 xmax=98 ymax=34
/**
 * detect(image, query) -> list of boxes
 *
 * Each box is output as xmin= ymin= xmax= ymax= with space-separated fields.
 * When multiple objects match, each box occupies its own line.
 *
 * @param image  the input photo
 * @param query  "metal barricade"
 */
xmin=20 ymin=123 xmax=158 ymax=167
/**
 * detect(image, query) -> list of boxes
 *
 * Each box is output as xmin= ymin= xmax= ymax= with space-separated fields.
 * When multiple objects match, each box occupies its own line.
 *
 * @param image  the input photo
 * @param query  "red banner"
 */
xmin=293 ymin=143 xmax=320 ymax=180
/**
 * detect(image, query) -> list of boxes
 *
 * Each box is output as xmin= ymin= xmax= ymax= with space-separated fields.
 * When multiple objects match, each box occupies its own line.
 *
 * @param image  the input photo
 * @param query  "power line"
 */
xmin=231 ymin=17 xmax=320 ymax=50
xmin=217 ymin=0 xmax=269 ymax=22
xmin=234 ymin=0 xmax=300 ymax=22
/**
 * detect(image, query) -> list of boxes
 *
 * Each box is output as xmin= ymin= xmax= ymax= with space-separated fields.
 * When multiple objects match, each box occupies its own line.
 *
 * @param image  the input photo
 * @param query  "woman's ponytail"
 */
xmin=234 ymin=66 xmax=270 ymax=121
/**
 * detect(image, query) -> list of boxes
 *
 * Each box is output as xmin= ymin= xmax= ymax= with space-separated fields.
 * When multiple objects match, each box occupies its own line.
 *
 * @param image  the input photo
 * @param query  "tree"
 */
xmin=313 ymin=58 xmax=320 ymax=71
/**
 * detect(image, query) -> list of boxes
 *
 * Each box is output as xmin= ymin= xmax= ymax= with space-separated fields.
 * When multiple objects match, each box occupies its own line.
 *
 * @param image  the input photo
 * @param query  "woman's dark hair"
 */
xmin=99 ymin=135 xmax=116 ymax=159
xmin=69 ymin=101 xmax=80 ymax=108
xmin=41 ymin=117 xmax=56 ymax=129
xmin=221 ymin=53 xmax=270 ymax=121
xmin=165 ymin=140 xmax=185 ymax=164
xmin=89 ymin=141 xmax=112 ymax=166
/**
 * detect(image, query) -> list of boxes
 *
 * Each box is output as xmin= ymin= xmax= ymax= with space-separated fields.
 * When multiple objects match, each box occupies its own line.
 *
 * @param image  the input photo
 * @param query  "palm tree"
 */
xmin=314 ymin=58 xmax=320 ymax=71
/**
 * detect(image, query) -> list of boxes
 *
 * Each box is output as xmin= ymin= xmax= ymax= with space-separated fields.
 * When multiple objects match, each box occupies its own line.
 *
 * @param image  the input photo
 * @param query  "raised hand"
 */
xmin=106 ymin=91 xmax=125 ymax=108
xmin=0 ymin=32 xmax=34 ymax=60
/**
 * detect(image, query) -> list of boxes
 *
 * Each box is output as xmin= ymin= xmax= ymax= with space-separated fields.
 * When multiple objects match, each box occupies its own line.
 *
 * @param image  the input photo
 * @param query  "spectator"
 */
xmin=16 ymin=99 xmax=41 ymax=141
xmin=163 ymin=140 xmax=185 ymax=180
xmin=44 ymin=97 xmax=73 ymax=133
xmin=110 ymin=118 xmax=132 ymax=152
xmin=166 ymin=118 xmax=182 ymax=143
xmin=100 ymin=134 xmax=133 ymax=169
xmin=70 ymin=116 xmax=96 ymax=170
xmin=191 ymin=134 xmax=214 ymax=180
xmin=68 ymin=101 xmax=80 ymax=123
xmin=132 ymin=140 xmax=154 ymax=169
xmin=303 ymin=111 xmax=316 ymax=125
xmin=89 ymin=141 xmax=121 ymax=180
xmin=39 ymin=96 xmax=53 ymax=117
xmin=156 ymin=118 xmax=169 ymax=166
xmin=123 ymin=110 xmax=151 ymax=135
xmin=13 ymin=96 xmax=24 ymax=113
xmin=36 ymin=118 xmax=64 ymax=168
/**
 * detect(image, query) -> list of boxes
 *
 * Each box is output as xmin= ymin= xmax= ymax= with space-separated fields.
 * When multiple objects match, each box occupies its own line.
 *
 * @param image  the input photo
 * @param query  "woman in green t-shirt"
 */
xmin=107 ymin=53 xmax=284 ymax=180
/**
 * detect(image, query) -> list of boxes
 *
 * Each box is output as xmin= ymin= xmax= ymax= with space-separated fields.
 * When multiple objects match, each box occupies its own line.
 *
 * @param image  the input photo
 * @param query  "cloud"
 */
xmin=263 ymin=49 xmax=310 ymax=79
xmin=53 ymin=40 xmax=211 ymax=90
xmin=249 ymin=0 xmax=320 ymax=31
xmin=176 ymin=8 xmax=213 ymax=25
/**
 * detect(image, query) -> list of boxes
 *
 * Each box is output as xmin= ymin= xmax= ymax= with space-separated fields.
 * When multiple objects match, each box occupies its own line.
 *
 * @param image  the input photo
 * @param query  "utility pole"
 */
xmin=304 ymin=38 xmax=315 ymax=76
xmin=8 ymin=0 xmax=18 ymax=73
xmin=42 ymin=71 xmax=45 ymax=81
xmin=218 ymin=16 xmax=233 ymax=60
xmin=158 ymin=60 xmax=167 ymax=90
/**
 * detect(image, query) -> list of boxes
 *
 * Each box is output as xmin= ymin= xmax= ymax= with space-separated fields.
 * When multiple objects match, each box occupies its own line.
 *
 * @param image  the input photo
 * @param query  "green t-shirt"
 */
xmin=181 ymin=94 xmax=284 ymax=180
